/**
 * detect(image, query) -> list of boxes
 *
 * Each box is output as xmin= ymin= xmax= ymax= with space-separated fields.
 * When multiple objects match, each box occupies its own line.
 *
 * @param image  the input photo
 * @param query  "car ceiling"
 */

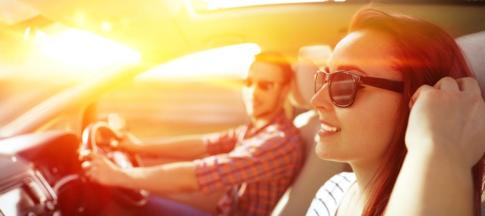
xmin=3 ymin=0 xmax=485 ymax=64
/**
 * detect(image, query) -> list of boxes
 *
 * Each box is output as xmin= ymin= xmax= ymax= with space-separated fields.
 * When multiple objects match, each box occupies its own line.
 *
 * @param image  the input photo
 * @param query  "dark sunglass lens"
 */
xmin=330 ymin=73 xmax=356 ymax=106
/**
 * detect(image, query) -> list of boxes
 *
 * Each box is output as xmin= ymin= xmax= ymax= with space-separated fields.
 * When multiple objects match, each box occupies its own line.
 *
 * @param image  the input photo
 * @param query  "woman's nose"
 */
xmin=311 ymin=83 xmax=333 ymax=110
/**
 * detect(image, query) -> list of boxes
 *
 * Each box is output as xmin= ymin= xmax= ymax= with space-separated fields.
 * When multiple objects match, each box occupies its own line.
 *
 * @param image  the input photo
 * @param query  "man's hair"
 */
xmin=253 ymin=51 xmax=293 ymax=84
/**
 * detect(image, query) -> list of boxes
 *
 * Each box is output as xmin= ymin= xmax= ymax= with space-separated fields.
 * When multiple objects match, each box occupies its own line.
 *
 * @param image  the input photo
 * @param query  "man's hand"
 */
xmin=117 ymin=132 xmax=144 ymax=151
xmin=79 ymin=148 xmax=200 ymax=194
xmin=405 ymin=76 xmax=485 ymax=169
xmin=81 ymin=151 xmax=129 ymax=187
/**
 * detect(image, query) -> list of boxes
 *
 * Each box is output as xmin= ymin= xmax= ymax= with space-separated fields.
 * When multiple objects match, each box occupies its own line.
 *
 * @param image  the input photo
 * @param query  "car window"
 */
xmin=95 ymin=43 xmax=260 ymax=139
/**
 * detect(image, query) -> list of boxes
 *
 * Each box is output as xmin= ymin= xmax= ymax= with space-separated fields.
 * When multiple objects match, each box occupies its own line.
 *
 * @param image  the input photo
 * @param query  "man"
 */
xmin=83 ymin=51 xmax=305 ymax=215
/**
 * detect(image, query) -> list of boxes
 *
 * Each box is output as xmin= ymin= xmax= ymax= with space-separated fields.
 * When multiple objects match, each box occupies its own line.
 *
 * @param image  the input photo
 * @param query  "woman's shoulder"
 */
xmin=306 ymin=172 xmax=356 ymax=216
xmin=315 ymin=172 xmax=356 ymax=200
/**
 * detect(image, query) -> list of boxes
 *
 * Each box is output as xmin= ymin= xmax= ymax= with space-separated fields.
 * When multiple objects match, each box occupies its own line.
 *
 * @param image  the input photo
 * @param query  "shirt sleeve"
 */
xmin=202 ymin=128 xmax=240 ymax=156
xmin=194 ymin=133 xmax=300 ymax=193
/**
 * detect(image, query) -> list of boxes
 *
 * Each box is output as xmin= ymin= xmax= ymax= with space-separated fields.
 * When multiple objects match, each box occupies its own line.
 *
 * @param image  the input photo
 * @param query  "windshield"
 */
xmin=0 ymin=19 xmax=141 ymax=127
xmin=0 ymin=78 xmax=65 ymax=127
xmin=0 ymin=33 xmax=261 ymax=134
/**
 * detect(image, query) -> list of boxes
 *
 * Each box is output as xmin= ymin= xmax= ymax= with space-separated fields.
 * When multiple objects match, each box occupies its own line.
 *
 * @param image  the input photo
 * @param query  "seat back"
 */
xmin=456 ymin=31 xmax=485 ymax=213
xmin=272 ymin=46 xmax=347 ymax=216
xmin=456 ymin=31 xmax=485 ymax=98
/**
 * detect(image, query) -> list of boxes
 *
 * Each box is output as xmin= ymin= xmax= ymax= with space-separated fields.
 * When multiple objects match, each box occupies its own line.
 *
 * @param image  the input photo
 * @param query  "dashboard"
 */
xmin=0 ymin=154 xmax=58 ymax=216
xmin=0 ymin=132 xmax=87 ymax=215
xmin=0 ymin=129 xmax=148 ymax=216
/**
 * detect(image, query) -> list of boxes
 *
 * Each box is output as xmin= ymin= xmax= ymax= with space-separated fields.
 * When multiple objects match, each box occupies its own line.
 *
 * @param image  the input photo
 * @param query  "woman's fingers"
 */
xmin=408 ymin=76 xmax=485 ymax=167
xmin=456 ymin=77 xmax=482 ymax=96
xmin=409 ymin=84 xmax=433 ymax=109
xmin=434 ymin=76 xmax=460 ymax=92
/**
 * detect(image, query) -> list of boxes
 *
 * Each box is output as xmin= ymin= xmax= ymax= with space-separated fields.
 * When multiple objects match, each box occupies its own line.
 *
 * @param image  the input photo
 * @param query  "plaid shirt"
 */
xmin=194 ymin=112 xmax=305 ymax=216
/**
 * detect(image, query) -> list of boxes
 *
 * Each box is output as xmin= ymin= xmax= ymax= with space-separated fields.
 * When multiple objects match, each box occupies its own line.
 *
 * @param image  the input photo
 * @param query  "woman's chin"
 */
xmin=315 ymin=142 xmax=335 ymax=160
xmin=315 ymin=140 xmax=349 ymax=162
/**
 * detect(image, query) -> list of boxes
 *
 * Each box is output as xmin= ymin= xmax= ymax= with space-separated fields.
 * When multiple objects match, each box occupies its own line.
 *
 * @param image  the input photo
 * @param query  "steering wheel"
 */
xmin=79 ymin=121 xmax=149 ymax=207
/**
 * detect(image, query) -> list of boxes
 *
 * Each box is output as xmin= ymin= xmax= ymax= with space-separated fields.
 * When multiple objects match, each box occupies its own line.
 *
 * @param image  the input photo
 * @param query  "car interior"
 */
xmin=0 ymin=0 xmax=484 ymax=215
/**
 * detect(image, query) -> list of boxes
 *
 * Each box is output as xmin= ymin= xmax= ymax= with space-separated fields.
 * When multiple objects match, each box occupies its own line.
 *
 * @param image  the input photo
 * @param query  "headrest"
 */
xmin=456 ymin=31 xmax=485 ymax=98
xmin=290 ymin=45 xmax=332 ymax=109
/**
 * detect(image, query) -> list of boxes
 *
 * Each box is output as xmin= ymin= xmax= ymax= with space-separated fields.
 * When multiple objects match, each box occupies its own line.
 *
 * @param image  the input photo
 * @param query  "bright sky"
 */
xmin=0 ymin=24 xmax=140 ymax=83
xmin=1 ymin=24 xmax=261 ymax=84
xmin=34 ymin=28 xmax=141 ymax=72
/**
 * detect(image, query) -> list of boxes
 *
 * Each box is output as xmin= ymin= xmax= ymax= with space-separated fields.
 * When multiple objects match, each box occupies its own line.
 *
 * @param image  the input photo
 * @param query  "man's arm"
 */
xmin=85 ymin=133 xmax=300 ymax=195
xmin=84 ymin=152 xmax=200 ymax=194
xmin=386 ymin=77 xmax=485 ymax=216
xmin=124 ymin=162 xmax=200 ymax=194
xmin=120 ymin=133 xmax=208 ymax=160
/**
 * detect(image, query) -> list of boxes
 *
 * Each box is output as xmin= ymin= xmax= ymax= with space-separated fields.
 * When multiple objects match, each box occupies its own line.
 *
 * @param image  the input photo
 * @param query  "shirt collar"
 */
xmin=244 ymin=110 xmax=288 ymax=138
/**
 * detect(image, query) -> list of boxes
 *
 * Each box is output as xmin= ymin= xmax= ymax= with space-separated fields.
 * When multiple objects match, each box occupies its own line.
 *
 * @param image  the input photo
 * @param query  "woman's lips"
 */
xmin=318 ymin=120 xmax=341 ymax=137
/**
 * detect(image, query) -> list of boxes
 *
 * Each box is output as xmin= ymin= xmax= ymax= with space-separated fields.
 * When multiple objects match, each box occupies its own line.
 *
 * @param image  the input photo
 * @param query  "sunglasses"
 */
xmin=243 ymin=78 xmax=285 ymax=91
xmin=314 ymin=70 xmax=404 ymax=107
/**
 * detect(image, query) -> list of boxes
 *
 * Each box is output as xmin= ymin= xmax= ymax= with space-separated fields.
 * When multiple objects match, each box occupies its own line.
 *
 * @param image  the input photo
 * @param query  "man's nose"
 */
xmin=249 ymin=83 xmax=262 ymax=96
xmin=243 ymin=85 xmax=256 ymax=99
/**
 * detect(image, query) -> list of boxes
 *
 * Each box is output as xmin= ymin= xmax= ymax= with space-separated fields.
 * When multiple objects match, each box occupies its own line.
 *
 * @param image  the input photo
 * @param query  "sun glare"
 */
xmin=33 ymin=28 xmax=140 ymax=80
xmin=138 ymin=43 xmax=261 ymax=81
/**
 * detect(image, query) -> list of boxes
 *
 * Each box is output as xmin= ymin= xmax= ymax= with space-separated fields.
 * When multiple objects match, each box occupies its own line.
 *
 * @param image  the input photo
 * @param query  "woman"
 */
xmin=306 ymin=9 xmax=484 ymax=216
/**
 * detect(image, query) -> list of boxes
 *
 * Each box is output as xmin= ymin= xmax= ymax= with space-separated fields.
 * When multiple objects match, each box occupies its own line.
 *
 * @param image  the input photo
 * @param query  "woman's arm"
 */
xmin=386 ymin=77 xmax=485 ymax=216
xmin=386 ymin=145 xmax=475 ymax=216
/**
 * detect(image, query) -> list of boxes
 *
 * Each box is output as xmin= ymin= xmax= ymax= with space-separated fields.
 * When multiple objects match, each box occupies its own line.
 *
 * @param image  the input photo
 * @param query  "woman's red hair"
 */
xmin=348 ymin=8 xmax=482 ymax=216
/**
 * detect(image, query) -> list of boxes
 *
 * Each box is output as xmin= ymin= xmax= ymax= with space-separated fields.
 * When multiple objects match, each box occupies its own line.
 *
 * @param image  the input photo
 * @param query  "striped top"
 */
xmin=306 ymin=172 xmax=356 ymax=216
xmin=193 ymin=112 xmax=305 ymax=216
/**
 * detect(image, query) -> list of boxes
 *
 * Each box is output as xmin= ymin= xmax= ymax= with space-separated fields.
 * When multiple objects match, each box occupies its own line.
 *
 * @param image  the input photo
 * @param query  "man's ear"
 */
xmin=280 ymin=82 xmax=291 ymax=99
xmin=281 ymin=83 xmax=295 ymax=119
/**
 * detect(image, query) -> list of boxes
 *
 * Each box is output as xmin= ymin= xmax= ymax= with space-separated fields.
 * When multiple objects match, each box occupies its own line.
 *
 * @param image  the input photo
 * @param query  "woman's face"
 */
xmin=311 ymin=30 xmax=403 ymax=165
